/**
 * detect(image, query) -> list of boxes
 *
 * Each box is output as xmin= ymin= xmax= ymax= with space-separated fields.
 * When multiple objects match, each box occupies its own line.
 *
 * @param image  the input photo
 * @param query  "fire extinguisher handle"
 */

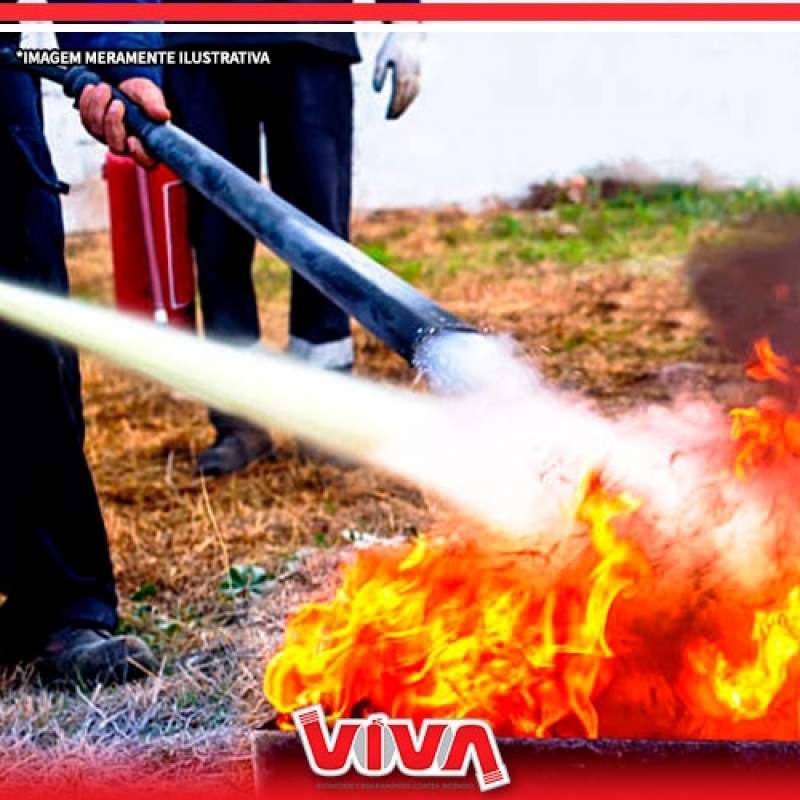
xmin=62 ymin=66 xmax=161 ymax=142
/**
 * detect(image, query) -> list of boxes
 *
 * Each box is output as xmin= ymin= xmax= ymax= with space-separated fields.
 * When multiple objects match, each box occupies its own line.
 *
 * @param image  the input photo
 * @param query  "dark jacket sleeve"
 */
xmin=51 ymin=0 xmax=163 ymax=86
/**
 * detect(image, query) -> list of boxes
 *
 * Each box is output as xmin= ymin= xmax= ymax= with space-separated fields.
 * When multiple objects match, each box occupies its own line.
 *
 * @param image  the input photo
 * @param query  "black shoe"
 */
xmin=36 ymin=626 xmax=157 ymax=688
xmin=195 ymin=423 xmax=276 ymax=478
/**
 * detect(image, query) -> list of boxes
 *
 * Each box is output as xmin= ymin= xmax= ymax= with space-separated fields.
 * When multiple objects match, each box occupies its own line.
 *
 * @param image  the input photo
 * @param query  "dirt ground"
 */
xmin=0 ymin=204 xmax=761 ymax=792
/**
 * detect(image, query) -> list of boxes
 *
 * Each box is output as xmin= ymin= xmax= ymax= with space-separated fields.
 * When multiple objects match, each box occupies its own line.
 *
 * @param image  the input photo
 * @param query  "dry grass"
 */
xmin=1 ymin=198 xmax=766 ymax=792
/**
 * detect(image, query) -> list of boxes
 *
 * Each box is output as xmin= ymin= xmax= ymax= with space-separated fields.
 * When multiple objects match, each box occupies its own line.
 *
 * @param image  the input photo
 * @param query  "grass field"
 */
xmin=2 ymin=178 xmax=798 ymax=792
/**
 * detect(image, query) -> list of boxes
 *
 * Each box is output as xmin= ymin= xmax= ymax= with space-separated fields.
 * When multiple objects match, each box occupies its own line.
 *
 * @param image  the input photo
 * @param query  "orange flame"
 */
xmin=731 ymin=338 xmax=800 ymax=477
xmin=744 ymin=338 xmax=793 ymax=384
xmin=265 ymin=469 xmax=649 ymax=738
xmin=685 ymin=587 xmax=800 ymax=722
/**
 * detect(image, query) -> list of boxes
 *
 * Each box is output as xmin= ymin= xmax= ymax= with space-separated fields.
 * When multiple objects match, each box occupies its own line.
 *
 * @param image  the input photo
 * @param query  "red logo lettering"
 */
xmin=294 ymin=705 xmax=510 ymax=792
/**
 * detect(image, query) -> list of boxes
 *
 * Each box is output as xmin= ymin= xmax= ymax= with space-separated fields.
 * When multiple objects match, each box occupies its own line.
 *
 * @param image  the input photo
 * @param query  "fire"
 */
xmin=265 ymin=336 xmax=800 ymax=740
xmin=265 ymin=468 xmax=649 ymax=738
xmin=730 ymin=338 xmax=800 ymax=477
xmin=685 ymin=338 xmax=800 ymax=725
xmin=744 ymin=337 xmax=793 ymax=384
xmin=685 ymin=587 xmax=800 ymax=722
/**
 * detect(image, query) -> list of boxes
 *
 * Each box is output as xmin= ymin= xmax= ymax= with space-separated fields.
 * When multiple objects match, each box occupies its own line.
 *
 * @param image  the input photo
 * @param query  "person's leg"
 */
xmin=264 ymin=46 xmax=355 ymax=373
xmin=0 ymin=72 xmax=154 ymax=684
xmin=164 ymin=64 xmax=275 ymax=475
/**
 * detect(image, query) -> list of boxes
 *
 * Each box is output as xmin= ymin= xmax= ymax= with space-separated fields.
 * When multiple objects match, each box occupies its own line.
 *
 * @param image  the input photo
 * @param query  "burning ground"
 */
xmin=1 ymin=180 xmax=800 ymax=791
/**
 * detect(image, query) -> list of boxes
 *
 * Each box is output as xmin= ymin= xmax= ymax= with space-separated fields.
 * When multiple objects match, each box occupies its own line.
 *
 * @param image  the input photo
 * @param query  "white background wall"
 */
xmin=25 ymin=31 xmax=800 ymax=232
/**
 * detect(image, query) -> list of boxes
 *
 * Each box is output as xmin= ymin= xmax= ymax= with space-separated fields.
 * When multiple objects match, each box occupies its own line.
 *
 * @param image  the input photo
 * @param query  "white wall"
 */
xmin=29 ymin=31 xmax=800 ymax=232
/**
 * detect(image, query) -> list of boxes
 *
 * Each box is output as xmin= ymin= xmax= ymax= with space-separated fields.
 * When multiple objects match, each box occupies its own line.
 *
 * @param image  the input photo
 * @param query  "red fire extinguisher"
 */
xmin=104 ymin=153 xmax=196 ymax=330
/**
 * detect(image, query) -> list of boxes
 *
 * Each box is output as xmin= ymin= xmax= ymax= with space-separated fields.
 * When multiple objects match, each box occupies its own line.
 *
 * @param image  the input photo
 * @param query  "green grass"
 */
xmin=350 ymin=182 xmax=800 ymax=287
xmin=480 ymin=183 xmax=800 ymax=269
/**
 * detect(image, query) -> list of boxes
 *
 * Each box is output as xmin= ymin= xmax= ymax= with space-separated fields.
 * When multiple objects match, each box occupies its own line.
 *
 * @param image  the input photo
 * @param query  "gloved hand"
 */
xmin=78 ymin=78 xmax=170 ymax=169
xmin=373 ymin=32 xmax=423 ymax=120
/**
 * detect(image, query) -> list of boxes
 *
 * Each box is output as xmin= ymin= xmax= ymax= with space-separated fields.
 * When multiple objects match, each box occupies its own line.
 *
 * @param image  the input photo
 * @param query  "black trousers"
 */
xmin=0 ymin=70 xmax=117 ymax=655
xmin=164 ymin=45 xmax=355 ymax=369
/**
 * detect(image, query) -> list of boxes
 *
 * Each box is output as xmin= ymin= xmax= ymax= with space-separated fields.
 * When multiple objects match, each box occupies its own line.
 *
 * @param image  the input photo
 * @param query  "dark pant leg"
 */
xmin=164 ymin=65 xmax=263 ymax=346
xmin=0 ymin=73 xmax=117 ymax=654
xmin=263 ymin=48 xmax=354 ymax=369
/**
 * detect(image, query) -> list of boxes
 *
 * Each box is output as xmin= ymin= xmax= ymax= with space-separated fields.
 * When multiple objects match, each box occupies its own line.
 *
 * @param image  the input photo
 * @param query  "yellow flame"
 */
xmin=264 ymin=468 xmax=649 ymax=739
xmin=573 ymin=471 xmax=647 ymax=660
xmin=689 ymin=587 xmax=800 ymax=721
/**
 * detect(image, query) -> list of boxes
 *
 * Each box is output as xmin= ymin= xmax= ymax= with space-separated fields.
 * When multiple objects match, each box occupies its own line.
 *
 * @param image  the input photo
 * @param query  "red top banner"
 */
xmin=6 ymin=3 xmax=800 ymax=22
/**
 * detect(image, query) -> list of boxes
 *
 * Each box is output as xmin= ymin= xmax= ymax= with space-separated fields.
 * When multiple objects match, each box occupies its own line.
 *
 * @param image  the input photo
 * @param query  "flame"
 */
xmin=744 ymin=338 xmax=793 ymax=384
xmin=265 ymin=468 xmax=648 ymax=738
xmin=731 ymin=338 xmax=800 ymax=477
xmin=685 ymin=587 xmax=800 ymax=721
xmin=684 ymin=340 xmax=800 ymax=723
xmin=264 ymin=337 xmax=800 ymax=740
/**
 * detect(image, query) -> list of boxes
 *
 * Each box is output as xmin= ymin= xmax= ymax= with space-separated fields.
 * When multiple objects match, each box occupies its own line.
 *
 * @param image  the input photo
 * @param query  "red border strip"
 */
xmin=6 ymin=3 xmax=800 ymax=23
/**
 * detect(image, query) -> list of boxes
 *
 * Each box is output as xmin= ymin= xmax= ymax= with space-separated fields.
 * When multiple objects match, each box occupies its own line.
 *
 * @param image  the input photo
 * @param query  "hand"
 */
xmin=78 ymin=78 xmax=170 ymax=169
xmin=372 ymin=32 xmax=423 ymax=120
